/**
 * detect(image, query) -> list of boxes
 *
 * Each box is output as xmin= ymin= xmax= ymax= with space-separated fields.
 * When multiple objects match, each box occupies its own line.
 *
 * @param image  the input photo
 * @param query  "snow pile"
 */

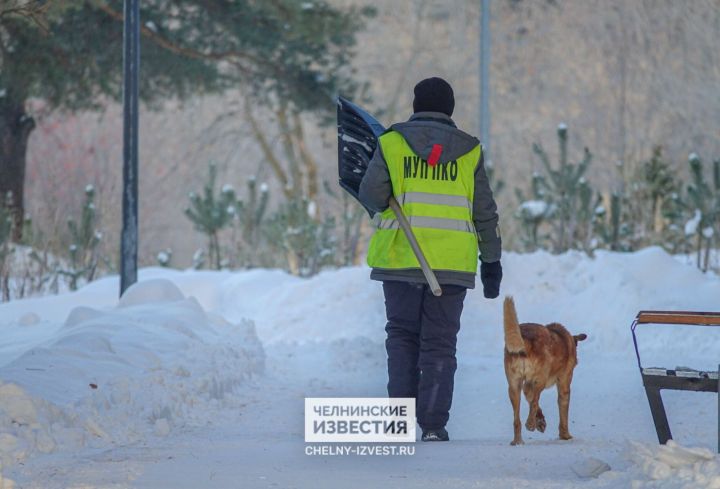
xmin=215 ymin=247 xmax=720 ymax=368
xmin=0 ymin=279 xmax=263 ymax=467
xmin=629 ymin=440 xmax=720 ymax=488
xmin=495 ymin=247 xmax=720 ymax=365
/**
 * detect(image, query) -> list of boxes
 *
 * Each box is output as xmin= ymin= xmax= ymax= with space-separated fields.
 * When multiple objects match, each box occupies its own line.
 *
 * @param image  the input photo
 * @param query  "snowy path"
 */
xmin=15 ymin=341 xmax=719 ymax=488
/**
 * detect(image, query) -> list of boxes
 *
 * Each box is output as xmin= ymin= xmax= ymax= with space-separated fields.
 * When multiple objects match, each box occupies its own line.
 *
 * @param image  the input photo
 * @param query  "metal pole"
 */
xmin=479 ymin=0 xmax=491 ymax=156
xmin=120 ymin=0 xmax=140 ymax=296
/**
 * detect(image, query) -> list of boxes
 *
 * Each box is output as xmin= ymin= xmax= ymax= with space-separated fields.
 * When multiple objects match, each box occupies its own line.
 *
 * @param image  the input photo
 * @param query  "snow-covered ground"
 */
xmin=1 ymin=247 xmax=719 ymax=488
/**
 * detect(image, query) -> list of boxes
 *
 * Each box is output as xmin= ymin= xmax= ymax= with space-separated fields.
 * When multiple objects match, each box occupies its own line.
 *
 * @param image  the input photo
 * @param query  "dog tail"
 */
xmin=503 ymin=296 xmax=525 ymax=354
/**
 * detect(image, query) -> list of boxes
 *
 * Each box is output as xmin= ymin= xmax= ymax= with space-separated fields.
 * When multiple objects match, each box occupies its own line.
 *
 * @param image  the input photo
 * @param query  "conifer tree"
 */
xmin=517 ymin=124 xmax=594 ymax=253
xmin=185 ymin=164 xmax=236 ymax=270
xmin=682 ymin=153 xmax=720 ymax=272
xmin=265 ymin=198 xmax=337 ymax=277
xmin=57 ymin=185 xmax=104 ymax=290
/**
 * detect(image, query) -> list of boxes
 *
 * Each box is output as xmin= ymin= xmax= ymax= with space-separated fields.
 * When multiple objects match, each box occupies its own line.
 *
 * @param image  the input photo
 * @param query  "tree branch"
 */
xmin=0 ymin=0 xmax=52 ymax=33
xmin=291 ymin=112 xmax=319 ymax=205
xmin=244 ymin=98 xmax=292 ymax=199
xmin=276 ymin=104 xmax=302 ymax=199
xmin=93 ymin=0 xmax=283 ymax=79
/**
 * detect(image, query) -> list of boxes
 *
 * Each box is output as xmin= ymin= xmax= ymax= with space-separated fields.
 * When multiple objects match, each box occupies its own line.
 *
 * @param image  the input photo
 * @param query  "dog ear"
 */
xmin=574 ymin=334 xmax=587 ymax=344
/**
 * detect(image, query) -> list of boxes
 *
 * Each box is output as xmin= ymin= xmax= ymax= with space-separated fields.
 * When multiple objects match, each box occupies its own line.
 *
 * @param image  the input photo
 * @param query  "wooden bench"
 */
xmin=631 ymin=311 xmax=720 ymax=452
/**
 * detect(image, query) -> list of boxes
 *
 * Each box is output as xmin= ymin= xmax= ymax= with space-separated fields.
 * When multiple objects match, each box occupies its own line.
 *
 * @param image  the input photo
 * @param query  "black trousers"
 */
xmin=382 ymin=281 xmax=467 ymax=430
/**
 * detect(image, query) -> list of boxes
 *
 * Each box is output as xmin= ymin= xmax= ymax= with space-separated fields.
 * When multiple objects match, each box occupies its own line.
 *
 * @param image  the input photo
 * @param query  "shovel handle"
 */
xmin=388 ymin=197 xmax=443 ymax=297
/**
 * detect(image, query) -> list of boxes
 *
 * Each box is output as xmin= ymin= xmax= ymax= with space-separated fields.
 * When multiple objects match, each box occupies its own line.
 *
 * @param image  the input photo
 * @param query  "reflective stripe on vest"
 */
xmin=366 ymin=130 xmax=481 ymax=274
xmin=378 ymin=215 xmax=475 ymax=234
xmin=399 ymin=191 xmax=472 ymax=210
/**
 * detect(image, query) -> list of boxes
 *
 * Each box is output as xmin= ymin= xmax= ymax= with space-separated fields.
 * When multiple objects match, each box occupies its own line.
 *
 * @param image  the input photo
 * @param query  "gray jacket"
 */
xmin=358 ymin=111 xmax=501 ymax=289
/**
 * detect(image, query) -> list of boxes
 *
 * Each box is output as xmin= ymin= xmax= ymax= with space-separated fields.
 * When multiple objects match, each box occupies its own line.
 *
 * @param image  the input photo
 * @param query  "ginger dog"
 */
xmin=503 ymin=296 xmax=587 ymax=445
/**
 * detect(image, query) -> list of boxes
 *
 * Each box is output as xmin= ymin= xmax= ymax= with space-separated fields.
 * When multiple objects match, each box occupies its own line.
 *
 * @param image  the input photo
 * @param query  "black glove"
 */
xmin=480 ymin=260 xmax=502 ymax=299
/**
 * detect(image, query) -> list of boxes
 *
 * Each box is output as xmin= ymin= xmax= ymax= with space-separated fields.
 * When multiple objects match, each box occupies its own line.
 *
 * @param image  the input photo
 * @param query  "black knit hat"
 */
xmin=413 ymin=77 xmax=455 ymax=117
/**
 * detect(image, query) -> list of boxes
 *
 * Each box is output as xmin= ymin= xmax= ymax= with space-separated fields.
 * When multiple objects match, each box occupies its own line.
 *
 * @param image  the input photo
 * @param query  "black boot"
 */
xmin=421 ymin=427 xmax=449 ymax=442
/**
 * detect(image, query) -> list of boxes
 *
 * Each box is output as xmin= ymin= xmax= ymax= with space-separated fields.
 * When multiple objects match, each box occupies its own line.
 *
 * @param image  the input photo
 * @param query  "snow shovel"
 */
xmin=337 ymin=97 xmax=442 ymax=297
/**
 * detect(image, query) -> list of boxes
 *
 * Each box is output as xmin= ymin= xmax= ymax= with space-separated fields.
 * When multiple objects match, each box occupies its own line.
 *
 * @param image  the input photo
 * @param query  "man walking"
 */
xmin=359 ymin=77 xmax=502 ymax=441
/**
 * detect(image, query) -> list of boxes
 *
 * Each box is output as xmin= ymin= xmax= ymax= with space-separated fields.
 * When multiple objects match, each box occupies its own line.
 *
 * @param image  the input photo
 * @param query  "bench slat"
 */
xmin=636 ymin=311 xmax=720 ymax=326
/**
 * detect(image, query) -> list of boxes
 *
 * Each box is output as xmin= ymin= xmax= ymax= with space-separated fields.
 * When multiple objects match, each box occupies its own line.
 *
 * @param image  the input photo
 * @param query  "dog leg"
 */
xmin=557 ymin=378 xmax=572 ymax=440
xmin=509 ymin=380 xmax=524 ymax=445
xmin=535 ymin=406 xmax=546 ymax=433
xmin=523 ymin=382 xmax=539 ymax=432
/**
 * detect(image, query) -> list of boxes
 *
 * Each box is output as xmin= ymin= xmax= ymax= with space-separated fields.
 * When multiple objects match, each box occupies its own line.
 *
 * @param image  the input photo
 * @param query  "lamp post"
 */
xmin=120 ymin=0 xmax=140 ymax=296
xmin=479 ymin=0 xmax=491 ymax=157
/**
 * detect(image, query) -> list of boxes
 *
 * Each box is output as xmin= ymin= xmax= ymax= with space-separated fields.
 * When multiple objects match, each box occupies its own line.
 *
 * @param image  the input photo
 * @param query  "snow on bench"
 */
xmin=642 ymin=367 xmax=719 ymax=380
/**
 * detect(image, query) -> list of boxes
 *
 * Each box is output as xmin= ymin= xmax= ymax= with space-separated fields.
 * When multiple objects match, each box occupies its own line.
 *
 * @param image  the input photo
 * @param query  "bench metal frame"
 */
xmin=631 ymin=310 xmax=720 ymax=452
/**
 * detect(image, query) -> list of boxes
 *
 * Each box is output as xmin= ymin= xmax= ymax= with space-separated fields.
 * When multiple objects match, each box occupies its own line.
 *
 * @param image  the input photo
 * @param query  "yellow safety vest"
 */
xmin=366 ymin=130 xmax=480 ymax=273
